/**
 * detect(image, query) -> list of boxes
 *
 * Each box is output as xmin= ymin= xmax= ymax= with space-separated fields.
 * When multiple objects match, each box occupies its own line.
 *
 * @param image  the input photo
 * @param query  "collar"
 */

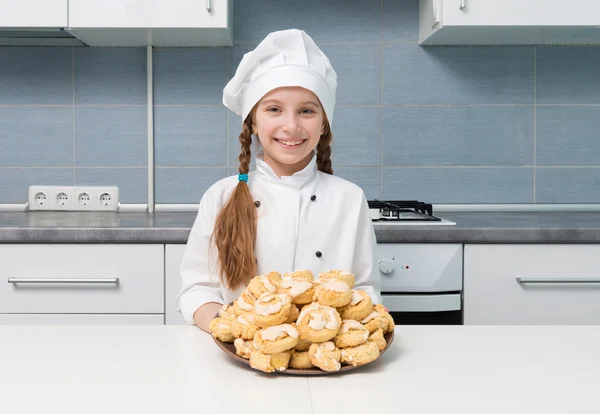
xmin=255 ymin=151 xmax=317 ymax=188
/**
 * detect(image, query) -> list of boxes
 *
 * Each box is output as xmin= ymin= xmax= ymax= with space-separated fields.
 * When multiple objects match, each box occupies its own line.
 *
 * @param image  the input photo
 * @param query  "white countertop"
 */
xmin=1 ymin=325 xmax=598 ymax=414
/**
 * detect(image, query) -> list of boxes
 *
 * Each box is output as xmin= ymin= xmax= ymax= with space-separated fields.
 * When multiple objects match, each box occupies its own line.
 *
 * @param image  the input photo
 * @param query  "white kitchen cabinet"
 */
xmin=0 ymin=0 xmax=67 ymax=27
xmin=0 ymin=314 xmax=163 ymax=325
xmin=419 ymin=0 xmax=600 ymax=45
xmin=67 ymin=0 xmax=233 ymax=46
xmin=0 ymin=244 xmax=164 ymax=315
xmin=165 ymin=244 xmax=188 ymax=325
xmin=464 ymin=245 xmax=600 ymax=325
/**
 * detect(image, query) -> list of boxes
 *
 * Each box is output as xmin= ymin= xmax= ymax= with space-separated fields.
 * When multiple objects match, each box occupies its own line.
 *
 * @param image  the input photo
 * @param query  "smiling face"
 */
xmin=252 ymin=87 xmax=326 ymax=177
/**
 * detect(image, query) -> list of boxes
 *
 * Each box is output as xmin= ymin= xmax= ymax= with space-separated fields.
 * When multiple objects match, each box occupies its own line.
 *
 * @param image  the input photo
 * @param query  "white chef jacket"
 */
xmin=177 ymin=152 xmax=382 ymax=325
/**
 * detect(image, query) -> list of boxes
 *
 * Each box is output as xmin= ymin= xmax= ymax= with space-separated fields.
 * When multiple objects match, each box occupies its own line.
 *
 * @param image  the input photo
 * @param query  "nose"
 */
xmin=280 ymin=112 xmax=302 ymax=133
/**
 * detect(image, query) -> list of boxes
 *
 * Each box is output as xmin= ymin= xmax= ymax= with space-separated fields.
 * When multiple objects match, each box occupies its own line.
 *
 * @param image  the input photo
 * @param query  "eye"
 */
xmin=300 ymin=108 xmax=315 ymax=114
xmin=266 ymin=107 xmax=281 ymax=113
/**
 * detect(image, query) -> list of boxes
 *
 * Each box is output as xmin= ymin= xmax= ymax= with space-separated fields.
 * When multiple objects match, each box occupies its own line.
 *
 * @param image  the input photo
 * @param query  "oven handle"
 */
xmin=382 ymin=293 xmax=461 ymax=312
xmin=516 ymin=277 xmax=600 ymax=284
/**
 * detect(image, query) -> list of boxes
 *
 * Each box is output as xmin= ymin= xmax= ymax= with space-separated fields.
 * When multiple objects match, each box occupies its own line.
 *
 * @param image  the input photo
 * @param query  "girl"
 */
xmin=177 ymin=29 xmax=382 ymax=331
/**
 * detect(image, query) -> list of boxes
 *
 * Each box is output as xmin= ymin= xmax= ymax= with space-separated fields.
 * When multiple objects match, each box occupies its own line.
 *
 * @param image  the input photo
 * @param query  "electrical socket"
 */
xmin=73 ymin=186 xmax=119 ymax=211
xmin=28 ymin=185 xmax=73 ymax=211
xmin=28 ymin=186 xmax=119 ymax=212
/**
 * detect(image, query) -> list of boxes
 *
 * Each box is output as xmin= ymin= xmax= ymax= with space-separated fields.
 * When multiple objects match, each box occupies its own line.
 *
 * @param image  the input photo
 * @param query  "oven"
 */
xmin=377 ymin=243 xmax=463 ymax=325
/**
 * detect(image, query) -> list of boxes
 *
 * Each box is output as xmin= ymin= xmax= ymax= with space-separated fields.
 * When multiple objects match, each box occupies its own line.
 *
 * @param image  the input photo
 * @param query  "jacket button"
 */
xmin=316 ymin=251 xmax=322 ymax=258
xmin=254 ymin=200 xmax=261 ymax=207
xmin=311 ymin=195 xmax=317 ymax=201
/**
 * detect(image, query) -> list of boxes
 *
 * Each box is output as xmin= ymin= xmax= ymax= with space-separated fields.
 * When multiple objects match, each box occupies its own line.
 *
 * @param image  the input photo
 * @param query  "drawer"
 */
xmin=0 ymin=244 xmax=164 ymax=314
xmin=0 ymin=314 xmax=164 ymax=325
xmin=464 ymin=244 xmax=600 ymax=325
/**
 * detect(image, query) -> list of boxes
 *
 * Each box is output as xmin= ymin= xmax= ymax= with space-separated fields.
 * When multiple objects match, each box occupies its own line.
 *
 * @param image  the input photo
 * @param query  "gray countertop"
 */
xmin=2 ymin=210 xmax=600 ymax=243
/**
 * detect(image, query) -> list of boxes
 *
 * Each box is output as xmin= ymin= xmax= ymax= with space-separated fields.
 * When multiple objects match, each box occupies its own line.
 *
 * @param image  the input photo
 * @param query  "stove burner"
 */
xmin=368 ymin=199 xmax=441 ymax=222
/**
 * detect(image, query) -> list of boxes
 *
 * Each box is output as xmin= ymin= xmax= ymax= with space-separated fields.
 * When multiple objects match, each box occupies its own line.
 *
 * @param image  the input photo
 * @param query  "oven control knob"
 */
xmin=379 ymin=259 xmax=394 ymax=274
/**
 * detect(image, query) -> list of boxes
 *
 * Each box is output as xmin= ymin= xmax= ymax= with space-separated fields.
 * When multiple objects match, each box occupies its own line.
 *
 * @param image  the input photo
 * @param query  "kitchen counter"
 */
xmin=0 ymin=325 xmax=597 ymax=414
xmin=3 ymin=211 xmax=600 ymax=243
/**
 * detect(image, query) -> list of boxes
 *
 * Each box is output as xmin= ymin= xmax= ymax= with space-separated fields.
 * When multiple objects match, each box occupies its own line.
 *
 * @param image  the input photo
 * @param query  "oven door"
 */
xmin=382 ymin=293 xmax=463 ymax=325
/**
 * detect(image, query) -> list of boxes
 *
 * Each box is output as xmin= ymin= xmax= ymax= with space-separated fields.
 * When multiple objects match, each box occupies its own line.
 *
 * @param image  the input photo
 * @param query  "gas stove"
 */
xmin=368 ymin=200 xmax=456 ymax=226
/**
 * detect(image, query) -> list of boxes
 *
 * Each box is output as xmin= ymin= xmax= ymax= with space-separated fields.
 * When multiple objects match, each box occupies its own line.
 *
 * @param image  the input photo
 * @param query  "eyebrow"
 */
xmin=260 ymin=99 xmax=320 ymax=107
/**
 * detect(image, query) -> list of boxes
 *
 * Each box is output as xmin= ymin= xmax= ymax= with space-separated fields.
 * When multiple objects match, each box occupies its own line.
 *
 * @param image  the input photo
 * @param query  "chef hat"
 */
xmin=223 ymin=29 xmax=338 ymax=124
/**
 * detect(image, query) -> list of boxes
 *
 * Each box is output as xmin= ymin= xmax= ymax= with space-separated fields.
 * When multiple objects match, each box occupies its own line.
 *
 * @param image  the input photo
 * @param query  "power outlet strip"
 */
xmin=28 ymin=186 xmax=119 ymax=212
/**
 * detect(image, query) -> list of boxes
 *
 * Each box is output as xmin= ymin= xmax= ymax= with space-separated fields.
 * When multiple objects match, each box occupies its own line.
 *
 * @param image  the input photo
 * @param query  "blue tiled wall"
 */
xmin=1 ymin=0 xmax=600 ymax=204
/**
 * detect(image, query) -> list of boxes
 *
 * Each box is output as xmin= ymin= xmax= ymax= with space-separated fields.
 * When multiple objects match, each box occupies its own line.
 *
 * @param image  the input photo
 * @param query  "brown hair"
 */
xmin=211 ymin=109 xmax=333 ymax=291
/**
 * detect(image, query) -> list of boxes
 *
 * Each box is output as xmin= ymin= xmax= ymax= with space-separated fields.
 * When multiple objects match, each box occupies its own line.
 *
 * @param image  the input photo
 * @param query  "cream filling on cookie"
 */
xmin=217 ymin=323 xmax=230 ymax=330
xmin=361 ymin=311 xmax=380 ymax=324
xmin=261 ymin=324 xmax=299 ymax=341
xmin=339 ymin=319 xmax=365 ymax=333
xmin=219 ymin=304 xmax=233 ymax=317
xmin=349 ymin=291 xmax=364 ymax=306
xmin=237 ymin=294 xmax=254 ymax=311
xmin=236 ymin=314 xmax=254 ymax=325
xmin=308 ymin=310 xmax=339 ymax=331
xmin=255 ymin=293 xmax=286 ymax=316
xmin=339 ymin=271 xmax=352 ymax=276
xmin=260 ymin=275 xmax=278 ymax=293
xmin=281 ymin=277 xmax=313 ymax=298
xmin=298 ymin=303 xmax=340 ymax=331
xmin=322 ymin=280 xmax=350 ymax=293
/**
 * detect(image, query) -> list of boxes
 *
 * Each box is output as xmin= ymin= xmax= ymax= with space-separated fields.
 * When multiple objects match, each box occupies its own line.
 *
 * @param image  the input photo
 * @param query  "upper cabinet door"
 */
xmin=68 ymin=0 xmax=228 ymax=29
xmin=0 ymin=0 xmax=67 ymax=27
xmin=441 ymin=0 xmax=600 ymax=26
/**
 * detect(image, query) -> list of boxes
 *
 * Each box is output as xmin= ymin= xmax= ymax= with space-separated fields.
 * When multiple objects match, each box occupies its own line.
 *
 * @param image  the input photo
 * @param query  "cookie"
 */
xmin=283 ymin=269 xmax=314 ymax=282
xmin=368 ymin=328 xmax=387 ymax=351
xmin=333 ymin=319 xmax=370 ymax=348
xmin=209 ymin=317 xmax=234 ymax=343
xmin=231 ymin=313 xmax=259 ymax=340
xmin=308 ymin=341 xmax=341 ymax=372
xmin=234 ymin=338 xmax=255 ymax=359
xmin=338 ymin=290 xmax=373 ymax=321
xmin=361 ymin=311 xmax=383 ymax=333
xmin=314 ymin=280 xmax=352 ymax=308
xmin=318 ymin=270 xmax=355 ymax=288
xmin=248 ymin=272 xmax=282 ymax=299
xmin=279 ymin=275 xmax=315 ymax=305
xmin=218 ymin=303 xmax=236 ymax=320
xmin=233 ymin=289 xmax=256 ymax=316
xmin=296 ymin=302 xmax=341 ymax=343
xmin=286 ymin=304 xmax=300 ymax=324
xmin=289 ymin=350 xmax=313 ymax=369
xmin=340 ymin=341 xmax=380 ymax=367
xmin=253 ymin=324 xmax=299 ymax=354
xmin=294 ymin=337 xmax=312 ymax=352
xmin=249 ymin=350 xmax=291 ymax=373
xmin=254 ymin=292 xmax=293 ymax=328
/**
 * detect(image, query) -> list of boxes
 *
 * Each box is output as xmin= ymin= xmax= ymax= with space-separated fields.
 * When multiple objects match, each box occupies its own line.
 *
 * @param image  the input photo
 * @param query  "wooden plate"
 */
xmin=213 ymin=327 xmax=394 ymax=375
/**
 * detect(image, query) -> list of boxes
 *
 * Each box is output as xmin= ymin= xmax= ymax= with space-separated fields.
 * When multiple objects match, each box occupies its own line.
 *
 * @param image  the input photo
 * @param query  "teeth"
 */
xmin=277 ymin=140 xmax=303 ymax=146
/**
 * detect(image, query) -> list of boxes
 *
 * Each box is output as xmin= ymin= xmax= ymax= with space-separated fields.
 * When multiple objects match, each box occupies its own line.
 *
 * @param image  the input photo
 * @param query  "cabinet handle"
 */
xmin=459 ymin=0 xmax=466 ymax=10
xmin=206 ymin=0 xmax=212 ymax=12
xmin=516 ymin=277 xmax=600 ymax=284
xmin=8 ymin=278 xmax=119 ymax=285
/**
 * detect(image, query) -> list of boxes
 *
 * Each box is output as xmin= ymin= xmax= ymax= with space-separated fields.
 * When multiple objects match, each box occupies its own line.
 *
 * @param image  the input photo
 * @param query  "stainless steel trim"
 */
xmin=8 ymin=278 xmax=119 ymax=285
xmin=434 ymin=204 xmax=600 ymax=212
xmin=459 ymin=0 xmax=466 ymax=10
xmin=516 ymin=277 xmax=600 ymax=284
xmin=206 ymin=0 xmax=212 ymax=11
xmin=382 ymin=293 xmax=461 ymax=312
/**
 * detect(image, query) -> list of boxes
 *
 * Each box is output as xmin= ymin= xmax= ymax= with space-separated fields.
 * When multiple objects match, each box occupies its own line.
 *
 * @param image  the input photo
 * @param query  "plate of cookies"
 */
xmin=209 ymin=269 xmax=395 ymax=374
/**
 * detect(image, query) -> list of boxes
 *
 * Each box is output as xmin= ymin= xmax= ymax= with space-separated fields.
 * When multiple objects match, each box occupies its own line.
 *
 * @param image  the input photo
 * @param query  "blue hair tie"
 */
xmin=238 ymin=173 xmax=248 ymax=183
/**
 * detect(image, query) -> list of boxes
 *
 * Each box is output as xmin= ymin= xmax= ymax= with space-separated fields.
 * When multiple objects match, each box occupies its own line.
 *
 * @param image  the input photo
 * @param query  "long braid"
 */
xmin=210 ymin=114 xmax=257 ymax=290
xmin=316 ymin=121 xmax=333 ymax=175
